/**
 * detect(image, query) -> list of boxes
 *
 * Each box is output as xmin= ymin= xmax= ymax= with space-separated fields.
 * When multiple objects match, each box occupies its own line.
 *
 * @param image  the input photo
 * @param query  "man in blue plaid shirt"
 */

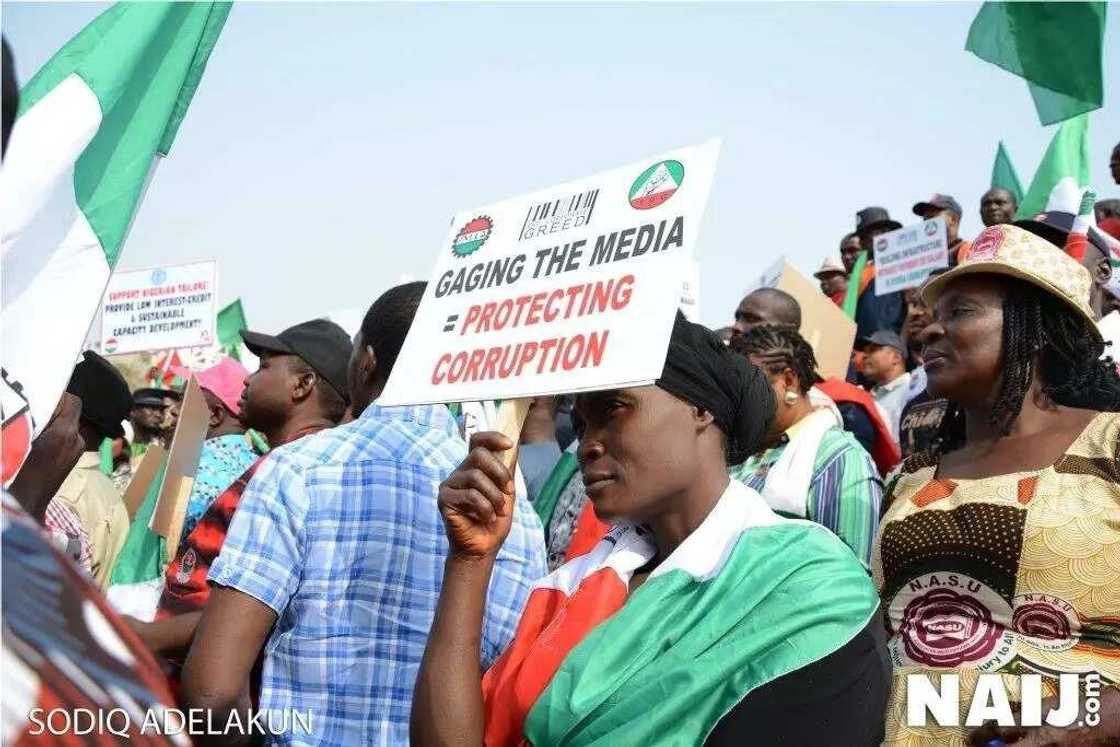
xmin=183 ymin=283 xmax=547 ymax=745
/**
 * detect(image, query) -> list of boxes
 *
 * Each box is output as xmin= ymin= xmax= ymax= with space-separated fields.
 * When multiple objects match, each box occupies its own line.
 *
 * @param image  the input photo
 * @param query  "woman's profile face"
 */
xmin=573 ymin=385 xmax=704 ymax=524
xmin=921 ymin=275 xmax=1006 ymax=404
xmin=748 ymin=354 xmax=797 ymax=444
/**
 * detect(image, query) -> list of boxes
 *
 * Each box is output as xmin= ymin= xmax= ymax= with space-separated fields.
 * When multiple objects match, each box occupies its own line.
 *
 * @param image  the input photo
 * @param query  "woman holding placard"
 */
xmin=411 ymin=312 xmax=890 ymax=746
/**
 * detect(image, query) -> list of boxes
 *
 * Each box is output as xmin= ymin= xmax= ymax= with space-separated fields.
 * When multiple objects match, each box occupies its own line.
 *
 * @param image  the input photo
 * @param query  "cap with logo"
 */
xmin=1012 ymin=211 xmax=1111 ymax=260
xmin=912 ymin=194 xmax=962 ymax=218
xmin=921 ymin=224 xmax=1099 ymax=341
xmin=858 ymin=330 xmax=908 ymax=359
xmin=241 ymin=319 xmax=352 ymax=402
xmin=68 ymin=351 xmax=132 ymax=439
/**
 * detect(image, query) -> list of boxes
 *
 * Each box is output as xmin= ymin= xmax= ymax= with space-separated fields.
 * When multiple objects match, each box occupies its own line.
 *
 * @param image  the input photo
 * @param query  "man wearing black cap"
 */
xmin=130 ymin=387 xmax=173 ymax=461
xmin=125 ymin=318 xmax=351 ymax=672
xmin=859 ymin=331 xmax=910 ymax=444
xmin=238 ymin=317 xmax=351 ymax=432
xmin=51 ymin=351 xmax=134 ymax=588
xmin=913 ymin=193 xmax=971 ymax=265
xmin=1015 ymin=211 xmax=1113 ymax=318
xmin=852 ymin=207 xmax=907 ymax=340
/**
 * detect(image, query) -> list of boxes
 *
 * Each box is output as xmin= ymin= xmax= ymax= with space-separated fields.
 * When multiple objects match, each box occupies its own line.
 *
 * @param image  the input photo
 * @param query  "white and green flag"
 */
xmin=0 ymin=2 xmax=230 ymax=484
xmin=1016 ymin=114 xmax=1091 ymax=219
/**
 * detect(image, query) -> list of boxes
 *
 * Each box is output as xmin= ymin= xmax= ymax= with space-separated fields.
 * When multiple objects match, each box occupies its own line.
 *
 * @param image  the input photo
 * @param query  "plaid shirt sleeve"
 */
xmin=208 ymin=451 xmax=308 ymax=614
xmin=806 ymin=431 xmax=883 ymax=569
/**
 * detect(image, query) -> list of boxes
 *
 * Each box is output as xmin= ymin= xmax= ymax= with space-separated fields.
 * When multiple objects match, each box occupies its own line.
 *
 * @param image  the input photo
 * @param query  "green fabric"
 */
xmin=1017 ymin=114 xmax=1090 ymax=219
xmin=130 ymin=441 xmax=149 ymax=461
xmin=109 ymin=458 xmax=168 ymax=584
xmin=730 ymin=427 xmax=882 ymax=567
xmin=965 ymin=2 xmax=1106 ymax=126
xmin=524 ymin=523 xmax=879 ymax=745
xmin=98 ymin=437 xmax=114 ymax=475
xmin=841 ymin=250 xmax=867 ymax=319
xmin=247 ymin=429 xmax=269 ymax=455
xmin=16 ymin=1 xmax=232 ymax=266
xmin=532 ymin=450 xmax=580 ymax=531
xmin=990 ymin=141 xmax=1024 ymax=204
xmin=217 ymin=298 xmax=247 ymax=360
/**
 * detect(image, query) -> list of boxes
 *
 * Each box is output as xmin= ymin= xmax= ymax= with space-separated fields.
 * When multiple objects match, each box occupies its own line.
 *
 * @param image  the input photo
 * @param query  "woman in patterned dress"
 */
xmin=873 ymin=224 xmax=1120 ymax=746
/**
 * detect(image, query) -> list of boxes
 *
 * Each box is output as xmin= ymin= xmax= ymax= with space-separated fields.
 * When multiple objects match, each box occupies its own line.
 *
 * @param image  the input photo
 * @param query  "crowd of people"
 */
xmin=5 ymin=30 xmax=1120 ymax=746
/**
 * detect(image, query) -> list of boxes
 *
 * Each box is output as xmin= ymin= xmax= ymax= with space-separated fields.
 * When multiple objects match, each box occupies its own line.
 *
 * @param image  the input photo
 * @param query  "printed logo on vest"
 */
xmin=888 ymin=572 xmax=1015 ymax=671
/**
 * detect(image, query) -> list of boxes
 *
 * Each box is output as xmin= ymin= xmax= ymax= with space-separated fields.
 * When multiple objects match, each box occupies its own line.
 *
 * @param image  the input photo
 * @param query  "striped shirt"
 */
xmin=731 ymin=426 xmax=882 ymax=567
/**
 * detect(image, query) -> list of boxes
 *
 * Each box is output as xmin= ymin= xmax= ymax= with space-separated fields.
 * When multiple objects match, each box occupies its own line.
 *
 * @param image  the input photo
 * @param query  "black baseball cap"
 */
xmin=913 ymin=194 xmax=962 ymax=218
xmin=133 ymin=387 xmax=179 ymax=408
xmin=1013 ymin=211 xmax=1111 ymax=260
xmin=856 ymin=207 xmax=902 ymax=235
xmin=858 ymin=330 xmax=908 ymax=358
xmin=67 ymin=351 xmax=132 ymax=439
xmin=241 ymin=319 xmax=352 ymax=402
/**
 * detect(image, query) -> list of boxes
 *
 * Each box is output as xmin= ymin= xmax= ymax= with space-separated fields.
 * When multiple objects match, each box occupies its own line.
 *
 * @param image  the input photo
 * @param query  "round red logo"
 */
xmin=1012 ymin=594 xmax=1078 ymax=652
xmin=898 ymin=586 xmax=1003 ymax=667
xmin=1013 ymin=602 xmax=1070 ymax=639
xmin=968 ymin=227 xmax=1004 ymax=261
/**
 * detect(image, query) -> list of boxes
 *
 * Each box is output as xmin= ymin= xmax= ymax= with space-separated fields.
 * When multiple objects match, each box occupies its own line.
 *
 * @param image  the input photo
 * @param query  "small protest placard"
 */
xmin=748 ymin=259 xmax=856 ymax=381
xmin=873 ymin=217 xmax=948 ymax=295
xmin=101 ymin=261 xmax=217 ymax=355
xmin=149 ymin=376 xmax=209 ymax=557
xmin=380 ymin=140 xmax=721 ymax=406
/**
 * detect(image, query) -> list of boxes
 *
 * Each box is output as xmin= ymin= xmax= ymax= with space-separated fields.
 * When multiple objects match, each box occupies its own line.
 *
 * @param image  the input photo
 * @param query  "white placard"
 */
xmin=380 ymin=140 xmax=721 ymax=406
xmin=101 ymin=261 xmax=217 ymax=355
xmin=679 ymin=257 xmax=701 ymax=322
xmin=873 ymin=217 xmax=949 ymax=295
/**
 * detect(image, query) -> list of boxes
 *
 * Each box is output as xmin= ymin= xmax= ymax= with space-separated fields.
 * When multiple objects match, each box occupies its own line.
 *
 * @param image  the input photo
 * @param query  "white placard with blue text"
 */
xmin=873 ymin=217 xmax=949 ymax=295
xmin=100 ymin=261 xmax=217 ymax=355
xmin=380 ymin=140 xmax=721 ymax=406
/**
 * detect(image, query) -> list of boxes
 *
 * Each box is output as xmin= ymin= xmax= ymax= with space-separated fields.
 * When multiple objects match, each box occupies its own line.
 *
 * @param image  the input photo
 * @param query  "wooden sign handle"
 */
xmin=493 ymin=398 xmax=532 ymax=471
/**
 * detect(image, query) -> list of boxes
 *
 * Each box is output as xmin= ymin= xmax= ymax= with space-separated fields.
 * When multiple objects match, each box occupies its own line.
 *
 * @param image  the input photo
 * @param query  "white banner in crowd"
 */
xmin=873 ymin=217 xmax=949 ymax=295
xmin=101 ymin=261 xmax=218 ymax=355
xmin=380 ymin=140 xmax=721 ymax=406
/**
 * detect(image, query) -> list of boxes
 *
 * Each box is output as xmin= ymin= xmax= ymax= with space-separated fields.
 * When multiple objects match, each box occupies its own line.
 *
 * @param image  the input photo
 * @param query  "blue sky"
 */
xmin=6 ymin=2 xmax=1118 ymax=333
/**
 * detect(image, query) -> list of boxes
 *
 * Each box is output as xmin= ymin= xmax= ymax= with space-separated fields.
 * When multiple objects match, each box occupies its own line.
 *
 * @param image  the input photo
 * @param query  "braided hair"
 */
xmin=932 ymin=280 xmax=1120 ymax=456
xmin=729 ymin=325 xmax=819 ymax=394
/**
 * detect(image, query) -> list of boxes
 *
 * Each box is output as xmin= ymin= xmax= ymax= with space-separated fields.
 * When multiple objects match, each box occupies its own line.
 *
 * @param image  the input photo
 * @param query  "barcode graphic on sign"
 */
xmin=520 ymin=189 xmax=600 ymax=240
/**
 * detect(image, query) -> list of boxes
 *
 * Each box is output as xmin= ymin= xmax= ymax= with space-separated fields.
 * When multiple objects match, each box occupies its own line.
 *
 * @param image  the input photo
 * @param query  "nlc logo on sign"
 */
xmin=907 ymin=673 xmax=1102 ymax=729
xmin=628 ymin=160 xmax=683 ymax=210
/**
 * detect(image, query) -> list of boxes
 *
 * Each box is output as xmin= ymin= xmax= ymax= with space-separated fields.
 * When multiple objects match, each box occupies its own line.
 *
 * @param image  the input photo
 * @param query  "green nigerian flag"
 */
xmin=966 ymin=2 xmax=1107 ymax=126
xmin=1017 ymin=114 xmax=1090 ymax=220
xmin=217 ymin=298 xmax=248 ymax=360
xmin=991 ymin=141 xmax=1024 ymax=205
xmin=1 ymin=2 xmax=231 ymax=484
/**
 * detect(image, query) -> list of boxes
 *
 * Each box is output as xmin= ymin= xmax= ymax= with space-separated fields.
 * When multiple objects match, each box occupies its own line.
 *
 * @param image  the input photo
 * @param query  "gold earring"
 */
xmin=784 ymin=391 xmax=799 ymax=405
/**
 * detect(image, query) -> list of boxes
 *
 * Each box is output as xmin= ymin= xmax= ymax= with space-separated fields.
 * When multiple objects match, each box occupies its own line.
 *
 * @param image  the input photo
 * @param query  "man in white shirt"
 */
xmin=860 ymin=330 xmax=911 ymax=443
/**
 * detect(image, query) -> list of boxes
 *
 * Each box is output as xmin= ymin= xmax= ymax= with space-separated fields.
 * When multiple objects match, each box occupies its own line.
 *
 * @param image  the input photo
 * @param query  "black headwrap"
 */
xmin=656 ymin=312 xmax=775 ymax=465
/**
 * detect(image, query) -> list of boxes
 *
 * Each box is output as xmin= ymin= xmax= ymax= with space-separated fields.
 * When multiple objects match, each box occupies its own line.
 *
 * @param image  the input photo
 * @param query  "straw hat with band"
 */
xmin=920 ymin=223 xmax=1100 ymax=342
